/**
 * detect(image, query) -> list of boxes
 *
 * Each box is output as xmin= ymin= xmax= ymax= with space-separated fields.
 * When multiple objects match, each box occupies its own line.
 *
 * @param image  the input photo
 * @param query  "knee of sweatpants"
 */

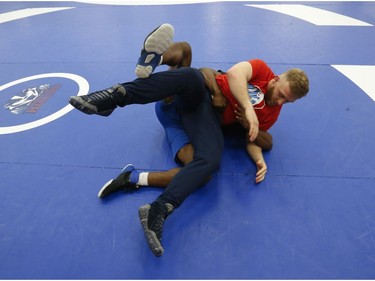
xmin=183 ymin=67 xmax=205 ymax=86
xmin=197 ymin=132 xmax=224 ymax=171
xmin=195 ymin=150 xmax=222 ymax=174
xmin=175 ymin=68 xmax=206 ymax=111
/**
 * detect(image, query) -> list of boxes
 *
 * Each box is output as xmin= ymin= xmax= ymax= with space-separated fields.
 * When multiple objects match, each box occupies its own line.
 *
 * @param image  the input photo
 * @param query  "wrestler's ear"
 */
xmin=270 ymin=76 xmax=279 ymax=86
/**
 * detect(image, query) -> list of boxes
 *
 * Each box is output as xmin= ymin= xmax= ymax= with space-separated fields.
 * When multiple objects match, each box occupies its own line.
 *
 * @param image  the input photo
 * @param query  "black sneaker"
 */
xmin=138 ymin=202 xmax=174 ymax=257
xmin=97 ymin=164 xmax=139 ymax=198
xmin=69 ymin=84 xmax=126 ymax=116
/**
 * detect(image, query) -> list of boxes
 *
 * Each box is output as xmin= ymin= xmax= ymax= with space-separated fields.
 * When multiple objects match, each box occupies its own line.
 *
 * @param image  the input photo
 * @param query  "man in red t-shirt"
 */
xmin=215 ymin=59 xmax=282 ymax=130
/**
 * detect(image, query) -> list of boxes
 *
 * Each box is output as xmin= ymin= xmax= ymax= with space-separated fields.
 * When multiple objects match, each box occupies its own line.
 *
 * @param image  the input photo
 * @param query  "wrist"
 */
xmin=244 ymin=104 xmax=254 ymax=111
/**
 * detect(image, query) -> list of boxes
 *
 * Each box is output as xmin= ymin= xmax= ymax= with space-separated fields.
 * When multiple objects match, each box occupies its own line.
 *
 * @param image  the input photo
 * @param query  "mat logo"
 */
xmin=4 ymin=84 xmax=61 ymax=114
xmin=248 ymin=84 xmax=265 ymax=109
xmin=0 ymin=73 xmax=88 ymax=135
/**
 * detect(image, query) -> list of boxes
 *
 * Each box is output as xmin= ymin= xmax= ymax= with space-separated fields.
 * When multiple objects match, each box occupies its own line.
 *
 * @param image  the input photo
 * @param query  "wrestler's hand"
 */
xmin=211 ymin=93 xmax=227 ymax=109
xmin=255 ymin=159 xmax=267 ymax=184
xmin=234 ymin=104 xmax=249 ymax=129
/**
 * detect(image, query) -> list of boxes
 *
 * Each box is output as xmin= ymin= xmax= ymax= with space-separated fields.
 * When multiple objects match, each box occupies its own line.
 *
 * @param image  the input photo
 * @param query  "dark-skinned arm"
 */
xmin=234 ymin=104 xmax=273 ymax=151
xmin=254 ymin=130 xmax=273 ymax=151
xmin=199 ymin=67 xmax=227 ymax=109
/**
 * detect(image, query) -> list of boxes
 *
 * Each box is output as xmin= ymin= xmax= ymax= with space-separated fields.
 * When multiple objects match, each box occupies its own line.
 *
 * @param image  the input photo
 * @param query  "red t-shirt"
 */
xmin=215 ymin=59 xmax=282 ymax=131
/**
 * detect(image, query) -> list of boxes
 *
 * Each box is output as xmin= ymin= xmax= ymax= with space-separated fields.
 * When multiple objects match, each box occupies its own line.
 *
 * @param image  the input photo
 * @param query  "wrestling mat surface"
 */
xmin=0 ymin=1 xmax=375 ymax=279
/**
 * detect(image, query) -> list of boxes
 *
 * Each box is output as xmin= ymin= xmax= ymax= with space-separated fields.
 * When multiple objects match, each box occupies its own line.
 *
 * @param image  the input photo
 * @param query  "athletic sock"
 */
xmin=137 ymin=172 xmax=149 ymax=186
xmin=129 ymin=169 xmax=149 ymax=186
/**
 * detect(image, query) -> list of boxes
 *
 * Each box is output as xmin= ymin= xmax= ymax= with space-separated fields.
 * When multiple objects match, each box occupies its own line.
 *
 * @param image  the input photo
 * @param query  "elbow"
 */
xmin=263 ymin=142 xmax=273 ymax=152
xmin=254 ymin=131 xmax=273 ymax=151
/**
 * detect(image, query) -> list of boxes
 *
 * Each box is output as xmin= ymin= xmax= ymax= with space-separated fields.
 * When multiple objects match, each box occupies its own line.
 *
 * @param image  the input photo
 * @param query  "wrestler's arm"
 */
xmin=226 ymin=62 xmax=259 ymax=142
xmin=199 ymin=67 xmax=227 ymax=109
xmin=234 ymin=104 xmax=273 ymax=151
xmin=246 ymin=141 xmax=268 ymax=184
xmin=254 ymin=130 xmax=273 ymax=151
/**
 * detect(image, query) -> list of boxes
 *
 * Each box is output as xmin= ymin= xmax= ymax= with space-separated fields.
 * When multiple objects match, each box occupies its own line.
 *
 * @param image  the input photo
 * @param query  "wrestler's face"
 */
xmin=265 ymin=75 xmax=297 ymax=106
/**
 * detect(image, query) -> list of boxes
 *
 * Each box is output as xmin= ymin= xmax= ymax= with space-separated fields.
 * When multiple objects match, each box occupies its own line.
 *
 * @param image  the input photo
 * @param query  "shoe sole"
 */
xmin=144 ymin=23 xmax=174 ymax=54
xmin=69 ymin=96 xmax=97 ymax=115
xmin=97 ymin=179 xmax=114 ymax=198
xmin=97 ymin=164 xmax=135 ymax=198
xmin=138 ymin=204 xmax=164 ymax=257
xmin=96 ymin=109 xmax=114 ymax=117
xmin=135 ymin=23 xmax=174 ymax=79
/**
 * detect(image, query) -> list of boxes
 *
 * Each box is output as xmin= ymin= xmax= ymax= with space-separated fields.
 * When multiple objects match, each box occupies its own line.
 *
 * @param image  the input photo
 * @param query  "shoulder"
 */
xmin=249 ymin=59 xmax=269 ymax=71
xmin=248 ymin=59 xmax=274 ymax=80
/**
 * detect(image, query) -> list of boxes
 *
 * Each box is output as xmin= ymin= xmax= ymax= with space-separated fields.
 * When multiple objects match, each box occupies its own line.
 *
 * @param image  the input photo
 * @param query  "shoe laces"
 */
xmin=86 ymin=88 xmax=119 ymax=112
xmin=152 ymin=215 xmax=165 ymax=241
xmin=149 ymin=203 xmax=173 ymax=241
xmin=89 ymin=89 xmax=113 ymax=102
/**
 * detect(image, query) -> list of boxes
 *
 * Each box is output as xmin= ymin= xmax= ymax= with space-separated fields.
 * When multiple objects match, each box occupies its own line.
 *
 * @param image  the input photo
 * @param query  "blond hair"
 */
xmin=285 ymin=68 xmax=309 ymax=99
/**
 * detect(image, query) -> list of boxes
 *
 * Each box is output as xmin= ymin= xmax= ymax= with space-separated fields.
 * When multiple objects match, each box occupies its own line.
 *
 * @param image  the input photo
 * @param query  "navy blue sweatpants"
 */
xmin=120 ymin=67 xmax=224 ymax=208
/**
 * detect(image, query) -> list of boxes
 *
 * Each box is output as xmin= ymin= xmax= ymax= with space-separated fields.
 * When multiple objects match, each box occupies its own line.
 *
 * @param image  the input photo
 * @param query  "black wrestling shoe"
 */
xmin=69 ymin=84 xmax=126 ymax=116
xmin=97 ymin=164 xmax=139 ymax=198
xmin=138 ymin=202 xmax=174 ymax=257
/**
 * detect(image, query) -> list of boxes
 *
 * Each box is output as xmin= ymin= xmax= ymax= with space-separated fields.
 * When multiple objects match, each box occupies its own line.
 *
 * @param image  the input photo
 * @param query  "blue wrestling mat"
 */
xmin=0 ymin=1 xmax=375 ymax=279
